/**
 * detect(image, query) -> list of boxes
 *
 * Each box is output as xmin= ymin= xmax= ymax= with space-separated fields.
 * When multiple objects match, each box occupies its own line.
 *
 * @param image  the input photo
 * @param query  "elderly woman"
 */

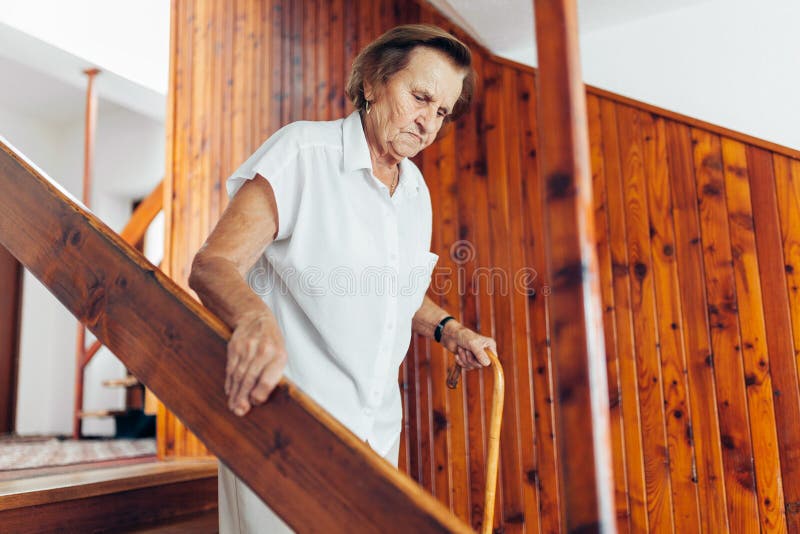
xmin=190 ymin=24 xmax=497 ymax=533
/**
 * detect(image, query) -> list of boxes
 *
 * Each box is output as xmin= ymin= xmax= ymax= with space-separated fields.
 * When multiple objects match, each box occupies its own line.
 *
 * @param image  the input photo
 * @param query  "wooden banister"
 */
xmin=120 ymin=181 xmax=164 ymax=245
xmin=0 ymin=138 xmax=471 ymax=533
xmin=533 ymin=0 xmax=616 ymax=531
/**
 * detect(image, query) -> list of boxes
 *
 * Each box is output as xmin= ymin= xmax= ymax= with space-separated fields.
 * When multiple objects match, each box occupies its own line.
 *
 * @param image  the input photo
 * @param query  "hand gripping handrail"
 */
xmin=447 ymin=350 xmax=505 ymax=534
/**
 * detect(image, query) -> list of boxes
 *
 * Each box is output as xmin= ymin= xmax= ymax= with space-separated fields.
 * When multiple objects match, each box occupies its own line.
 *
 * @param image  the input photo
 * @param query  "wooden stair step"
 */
xmin=77 ymin=409 xmax=128 ymax=418
xmin=103 ymin=376 xmax=141 ymax=388
xmin=0 ymin=458 xmax=218 ymax=533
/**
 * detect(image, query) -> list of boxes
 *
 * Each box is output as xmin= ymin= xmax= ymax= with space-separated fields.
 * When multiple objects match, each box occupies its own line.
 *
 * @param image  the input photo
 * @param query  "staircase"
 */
xmin=0 ymin=138 xmax=472 ymax=531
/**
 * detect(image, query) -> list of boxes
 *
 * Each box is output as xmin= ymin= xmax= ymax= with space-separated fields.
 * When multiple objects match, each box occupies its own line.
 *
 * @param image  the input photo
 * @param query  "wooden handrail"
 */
xmin=120 ymin=181 xmax=164 ymax=245
xmin=0 ymin=138 xmax=472 ymax=532
xmin=446 ymin=351 xmax=504 ymax=534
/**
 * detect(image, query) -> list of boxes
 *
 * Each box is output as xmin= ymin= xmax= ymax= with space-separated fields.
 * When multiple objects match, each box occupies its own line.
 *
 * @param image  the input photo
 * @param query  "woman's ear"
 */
xmin=363 ymin=79 xmax=376 ymax=103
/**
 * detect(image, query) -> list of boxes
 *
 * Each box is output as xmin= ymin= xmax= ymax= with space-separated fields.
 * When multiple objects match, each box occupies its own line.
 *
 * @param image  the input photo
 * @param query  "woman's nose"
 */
xmin=415 ymin=106 xmax=436 ymax=133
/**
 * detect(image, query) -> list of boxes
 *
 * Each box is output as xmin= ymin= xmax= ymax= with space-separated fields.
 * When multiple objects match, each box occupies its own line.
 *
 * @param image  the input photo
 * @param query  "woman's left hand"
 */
xmin=441 ymin=324 xmax=497 ymax=370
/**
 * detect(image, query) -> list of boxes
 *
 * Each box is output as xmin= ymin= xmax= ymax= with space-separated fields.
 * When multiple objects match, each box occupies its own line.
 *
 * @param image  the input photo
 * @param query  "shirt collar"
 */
xmin=342 ymin=111 xmax=420 ymax=198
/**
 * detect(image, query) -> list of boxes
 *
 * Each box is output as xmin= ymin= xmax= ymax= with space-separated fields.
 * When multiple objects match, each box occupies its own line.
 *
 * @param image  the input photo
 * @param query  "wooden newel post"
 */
xmin=532 ymin=1 xmax=617 ymax=532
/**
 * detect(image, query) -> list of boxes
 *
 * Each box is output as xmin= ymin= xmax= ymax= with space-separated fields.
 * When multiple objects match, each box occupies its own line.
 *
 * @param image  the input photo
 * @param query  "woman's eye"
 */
xmin=414 ymin=94 xmax=424 ymax=102
xmin=437 ymin=110 xmax=447 ymax=118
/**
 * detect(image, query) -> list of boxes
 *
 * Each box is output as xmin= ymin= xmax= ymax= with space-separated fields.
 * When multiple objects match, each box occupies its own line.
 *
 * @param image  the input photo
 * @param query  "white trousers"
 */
xmin=219 ymin=436 xmax=401 ymax=533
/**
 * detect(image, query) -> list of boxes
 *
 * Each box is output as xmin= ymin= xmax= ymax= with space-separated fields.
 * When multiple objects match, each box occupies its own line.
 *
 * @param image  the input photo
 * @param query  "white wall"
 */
xmin=499 ymin=0 xmax=800 ymax=151
xmin=578 ymin=0 xmax=800 ymax=150
xmin=6 ymin=103 xmax=164 ymax=437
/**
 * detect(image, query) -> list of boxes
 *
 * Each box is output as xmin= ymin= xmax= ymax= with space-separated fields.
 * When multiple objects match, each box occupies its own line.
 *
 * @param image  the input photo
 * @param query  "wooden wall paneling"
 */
xmin=279 ymin=0 xmax=291 ymax=125
xmin=291 ymin=0 xmax=304 ymax=121
xmin=180 ymin=0 xmax=211 ymax=457
xmin=518 ymin=69 xmax=561 ymax=534
xmin=232 ymin=0 xmax=251 ymax=173
xmin=587 ymin=94 xmax=630 ymax=532
xmin=462 ymin=48 xmax=494 ymax=530
xmin=256 ymin=0 xmax=270 ymax=142
xmin=692 ymin=129 xmax=763 ymax=531
xmin=665 ymin=120 xmax=729 ymax=531
xmin=399 ymin=358 xmax=411 ymax=474
xmin=212 ymin=0 xmax=232 ymax=228
xmin=747 ymin=146 xmax=800 ymax=530
xmin=437 ymin=124 xmax=471 ymax=520
xmin=483 ymin=62 xmax=526 ymax=532
xmin=641 ymin=113 xmax=701 ymax=532
xmin=403 ymin=326 xmax=425 ymax=487
xmin=505 ymin=67 xmax=541 ymax=534
xmin=616 ymin=104 xmax=675 ymax=531
xmin=302 ymin=0 xmax=316 ymax=120
xmin=773 ymin=157 xmax=800 ymax=491
xmin=423 ymin=128 xmax=452 ymax=509
xmin=160 ymin=0 xmax=193 ymax=458
xmin=329 ymin=0 xmax=345 ymax=120
xmin=774 ymin=153 xmax=800 ymax=524
xmin=452 ymin=50 xmax=483 ymax=530
xmin=719 ymin=137 xmax=786 ymax=531
xmin=600 ymin=98 xmax=648 ymax=532
xmin=356 ymin=0 xmax=373 ymax=51
xmin=343 ymin=0 xmax=358 ymax=111
xmin=314 ymin=0 xmax=330 ymax=121
xmin=478 ymin=58 xmax=507 ymax=530
xmin=269 ymin=0 xmax=283 ymax=132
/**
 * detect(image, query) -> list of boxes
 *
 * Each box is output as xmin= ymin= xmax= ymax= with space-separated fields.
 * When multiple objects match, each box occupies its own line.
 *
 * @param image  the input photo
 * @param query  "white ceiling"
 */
xmin=427 ymin=0 xmax=712 ymax=65
xmin=0 ymin=21 xmax=165 ymax=126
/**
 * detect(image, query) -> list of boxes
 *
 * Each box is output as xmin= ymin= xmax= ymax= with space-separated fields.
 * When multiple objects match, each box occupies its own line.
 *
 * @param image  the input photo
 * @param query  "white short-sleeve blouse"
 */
xmin=226 ymin=111 xmax=439 ymax=456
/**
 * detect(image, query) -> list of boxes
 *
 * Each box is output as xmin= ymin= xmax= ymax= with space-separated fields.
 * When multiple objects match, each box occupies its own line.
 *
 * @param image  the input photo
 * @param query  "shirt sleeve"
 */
xmin=225 ymin=123 xmax=305 ymax=241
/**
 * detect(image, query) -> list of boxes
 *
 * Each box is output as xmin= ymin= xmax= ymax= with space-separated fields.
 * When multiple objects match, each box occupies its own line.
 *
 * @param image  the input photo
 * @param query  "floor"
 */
xmin=0 ymin=435 xmax=157 ymax=480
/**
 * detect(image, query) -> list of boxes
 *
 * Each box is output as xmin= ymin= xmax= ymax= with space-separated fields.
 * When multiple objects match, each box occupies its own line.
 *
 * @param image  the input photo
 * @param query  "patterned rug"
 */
xmin=0 ymin=437 xmax=157 ymax=471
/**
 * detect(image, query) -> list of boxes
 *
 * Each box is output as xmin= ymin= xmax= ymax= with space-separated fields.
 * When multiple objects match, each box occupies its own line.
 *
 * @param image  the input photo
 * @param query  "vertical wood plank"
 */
xmin=506 ymin=67 xmax=542 ymax=534
xmin=452 ymin=50 xmax=484 ymax=530
xmin=692 ymin=129 xmax=762 ymax=531
xmin=641 ymin=113 xmax=701 ymax=533
xmin=747 ymin=145 xmax=800 ymax=531
xmin=720 ymin=137 xmax=786 ymax=532
xmin=329 ymin=0 xmax=345 ymax=119
xmin=665 ymin=120 xmax=730 ymax=531
xmin=616 ymin=104 xmax=675 ymax=532
xmin=518 ymin=71 xmax=560 ymax=534
xmin=601 ymin=98 xmax=648 ymax=533
xmin=587 ymin=93 xmax=630 ymax=533
xmin=302 ymin=0 xmax=316 ymax=120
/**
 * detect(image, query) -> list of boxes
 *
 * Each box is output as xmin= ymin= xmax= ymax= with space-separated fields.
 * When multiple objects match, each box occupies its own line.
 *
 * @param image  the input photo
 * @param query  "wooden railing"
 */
xmin=0 ymin=138 xmax=472 ymax=532
xmin=73 ymin=180 xmax=164 ymax=438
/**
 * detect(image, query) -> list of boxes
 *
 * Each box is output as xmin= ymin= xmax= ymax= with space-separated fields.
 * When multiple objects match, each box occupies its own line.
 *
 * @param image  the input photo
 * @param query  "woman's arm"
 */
xmin=411 ymin=295 xmax=496 ymax=370
xmin=189 ymin=175 xmax=287 ymax=416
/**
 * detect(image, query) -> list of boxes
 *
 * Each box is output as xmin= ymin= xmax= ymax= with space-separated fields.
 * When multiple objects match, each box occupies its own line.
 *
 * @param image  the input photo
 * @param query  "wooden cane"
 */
xmin=447 ymin=350 xmax=504 ymax=534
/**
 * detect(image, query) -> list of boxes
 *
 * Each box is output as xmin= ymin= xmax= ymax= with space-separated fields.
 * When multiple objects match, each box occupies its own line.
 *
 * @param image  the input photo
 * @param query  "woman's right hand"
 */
xmin=225 ymin=310 xmax=288 ymax=416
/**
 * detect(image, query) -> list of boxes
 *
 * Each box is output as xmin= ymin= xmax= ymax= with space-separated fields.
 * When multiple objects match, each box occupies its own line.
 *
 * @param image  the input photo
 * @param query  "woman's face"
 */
xmin=364 ymin=47 xmax=465 ymax=161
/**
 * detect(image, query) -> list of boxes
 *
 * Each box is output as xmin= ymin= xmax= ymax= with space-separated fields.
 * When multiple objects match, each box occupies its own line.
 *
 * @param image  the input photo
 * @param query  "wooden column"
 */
xmin=533 ymin=1 xmax=616 ymax=531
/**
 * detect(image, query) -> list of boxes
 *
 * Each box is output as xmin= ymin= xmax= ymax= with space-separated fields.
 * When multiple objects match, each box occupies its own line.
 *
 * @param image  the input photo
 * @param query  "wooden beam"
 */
xmin=532 ymin=1 xmax=617 ymax=531
xmin=0 ymin=138 xmax=471 ymax=533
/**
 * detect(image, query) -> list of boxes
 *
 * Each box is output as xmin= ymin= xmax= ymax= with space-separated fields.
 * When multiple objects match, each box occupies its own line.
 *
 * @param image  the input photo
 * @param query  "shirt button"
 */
xmin=364 ymin=406 xmax=374 ymax=416
xmin=386 ymin=323 xmax=394 ymax=331
xmin=370 ymin=389 xmax=381 ymax=402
